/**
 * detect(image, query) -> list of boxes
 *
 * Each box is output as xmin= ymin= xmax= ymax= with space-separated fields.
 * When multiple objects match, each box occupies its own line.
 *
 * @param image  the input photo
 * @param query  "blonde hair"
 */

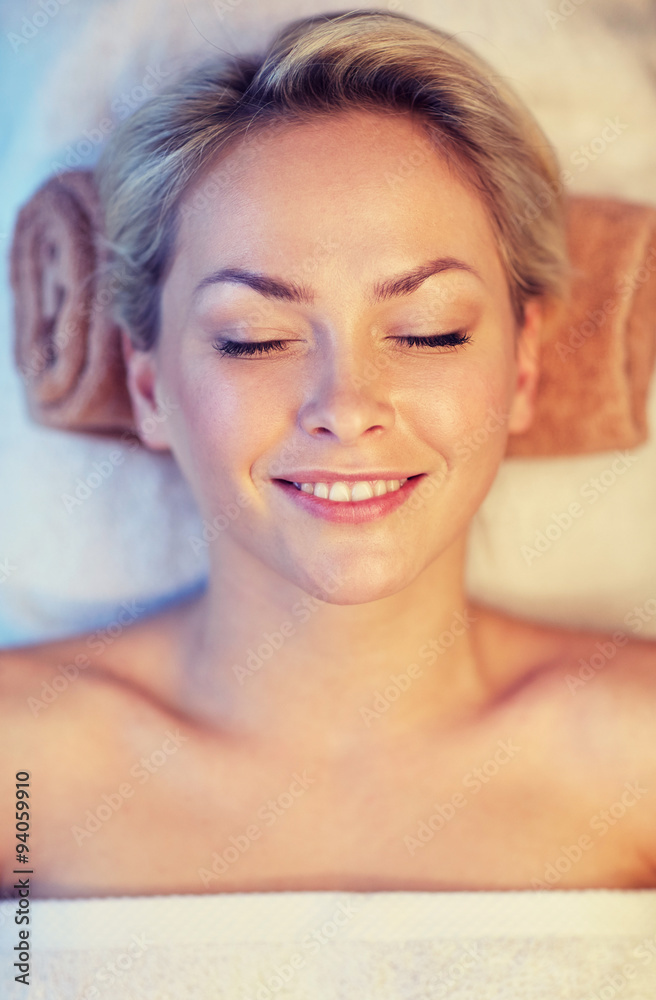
xmin=95 ymin=8 xmax=571 ymax=350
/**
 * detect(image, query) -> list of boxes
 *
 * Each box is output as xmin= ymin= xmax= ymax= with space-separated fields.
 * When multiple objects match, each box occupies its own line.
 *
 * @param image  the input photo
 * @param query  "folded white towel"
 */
xmin=1 ymin=890 xmax=656 ymax=999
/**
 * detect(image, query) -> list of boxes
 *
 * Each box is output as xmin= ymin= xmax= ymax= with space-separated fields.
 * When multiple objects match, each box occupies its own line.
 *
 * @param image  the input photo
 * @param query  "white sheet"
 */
xmin=1 ymin=889 xmax=656 ymax=999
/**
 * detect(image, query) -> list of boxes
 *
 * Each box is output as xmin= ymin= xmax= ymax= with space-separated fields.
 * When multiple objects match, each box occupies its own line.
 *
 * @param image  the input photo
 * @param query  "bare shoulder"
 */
xmin=472 ymin=600 xmax=656 ymax=864
xmin=470 ymin=598 xmax=656 ymax=691
xmin=470 ymin=599 xmax=656 ymax=783
xmin=0 ymin=640 xmax=110 ymax=756
xmin=0 ymin=590 xmax=199 ymax=716
xmin=0 ymin=596 xmax=199 ymax=772
xmin=0 ymin=643 xmax=92 ymax=883
xmin=0 ymin=614 xmax=181 ymax=730
xmin=555 ymin=625 xmax=656 ymax=868
xmin=0 ymin=643 xmax=56 ymax=717
xmin=554 ymin=623 xmax=656 ymax=764
xmin=0 ymin=645 xmax=52 ymax=880
xmin=0 ymin=621 xmax=187 ymax=881
xmin=0 ymin=635 xmax=98 ymax=720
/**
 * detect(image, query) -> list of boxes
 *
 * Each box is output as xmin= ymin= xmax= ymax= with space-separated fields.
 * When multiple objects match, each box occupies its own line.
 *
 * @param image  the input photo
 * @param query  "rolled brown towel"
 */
xmin=9 ymin=170 xmax=134 ymax=437
xmin=9 ymin=171 xmax=656 ymax=455
xmin=507 ymin=194 xmax=656 ymax=457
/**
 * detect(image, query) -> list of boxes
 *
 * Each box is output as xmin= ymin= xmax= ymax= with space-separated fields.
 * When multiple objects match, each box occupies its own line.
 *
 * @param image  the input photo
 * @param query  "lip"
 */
xmin=273 ymin=474 xmax=426 ymax=523
xmin=275 ymin=470 xmax=421 ymax=484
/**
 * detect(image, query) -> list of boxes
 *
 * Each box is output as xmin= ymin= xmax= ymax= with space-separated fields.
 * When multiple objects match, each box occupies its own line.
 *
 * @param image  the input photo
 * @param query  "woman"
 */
xmin=2 ymin=8 xmax=655 ymax=897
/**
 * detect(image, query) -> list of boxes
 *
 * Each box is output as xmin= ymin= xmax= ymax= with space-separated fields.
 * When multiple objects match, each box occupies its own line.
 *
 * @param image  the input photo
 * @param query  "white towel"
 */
xmin=1 ymin=890 xmax=656 ymax=999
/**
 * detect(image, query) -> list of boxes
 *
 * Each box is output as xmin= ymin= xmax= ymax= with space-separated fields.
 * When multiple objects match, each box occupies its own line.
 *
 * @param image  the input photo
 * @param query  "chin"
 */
xmin=315 ymin=585 xmax=401 ymax=607
xmin=291 ymin=559 xmax=422 ymax=607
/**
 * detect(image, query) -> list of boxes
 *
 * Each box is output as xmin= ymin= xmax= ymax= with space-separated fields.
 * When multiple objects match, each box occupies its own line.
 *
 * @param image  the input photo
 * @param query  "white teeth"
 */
xmin=292 ymin=478 xmax=407 ymax=502
xmin=350 ymin=481 xmax=375 ymax=502
xmin=328 ymin=482 xmax=352 ymax=502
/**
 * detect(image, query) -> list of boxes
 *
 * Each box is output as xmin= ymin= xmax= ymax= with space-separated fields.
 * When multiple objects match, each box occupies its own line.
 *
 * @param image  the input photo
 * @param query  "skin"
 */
xmin=1 ymin=109 xmax=655 ymax=896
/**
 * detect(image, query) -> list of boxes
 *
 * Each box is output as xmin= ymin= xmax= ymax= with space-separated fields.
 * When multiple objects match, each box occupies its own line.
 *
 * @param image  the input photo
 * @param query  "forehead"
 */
xmin=171 ymin=109 xmax=504 ymax=295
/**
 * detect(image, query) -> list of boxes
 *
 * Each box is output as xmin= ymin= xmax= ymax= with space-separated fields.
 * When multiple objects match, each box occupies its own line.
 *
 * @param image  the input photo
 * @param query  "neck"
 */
xmin=176 ymin=532 xmax=488 ymax=757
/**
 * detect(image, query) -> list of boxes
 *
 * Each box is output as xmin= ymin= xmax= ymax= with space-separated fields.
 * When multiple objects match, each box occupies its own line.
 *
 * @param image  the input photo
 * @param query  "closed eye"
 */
xmin=213 ymin=338 xmax=288 ymax=358
xmin=391 ymin=330 xmax=472 ymax=350
xmin=213 ymin=330 xmax=472 ymax=358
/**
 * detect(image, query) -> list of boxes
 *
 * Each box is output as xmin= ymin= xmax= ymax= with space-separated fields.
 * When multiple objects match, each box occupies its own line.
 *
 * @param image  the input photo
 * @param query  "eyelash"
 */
xmin=213 ymin=330 xmax=472 ymax=357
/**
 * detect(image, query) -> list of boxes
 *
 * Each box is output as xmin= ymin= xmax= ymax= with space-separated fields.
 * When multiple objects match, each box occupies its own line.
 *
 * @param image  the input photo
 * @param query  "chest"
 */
xmin=24 ymin=698 xmax=650 ymax=896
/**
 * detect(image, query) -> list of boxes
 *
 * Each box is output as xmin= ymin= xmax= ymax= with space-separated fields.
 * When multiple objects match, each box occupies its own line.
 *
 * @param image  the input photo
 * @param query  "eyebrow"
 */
xmin=192 ymin=256 xmax=483 ymax=306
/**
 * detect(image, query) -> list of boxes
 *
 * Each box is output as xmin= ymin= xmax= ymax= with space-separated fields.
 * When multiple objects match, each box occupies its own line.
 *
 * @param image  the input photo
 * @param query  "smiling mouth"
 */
xmin=276 ymin=474 xmax=423 ymax=503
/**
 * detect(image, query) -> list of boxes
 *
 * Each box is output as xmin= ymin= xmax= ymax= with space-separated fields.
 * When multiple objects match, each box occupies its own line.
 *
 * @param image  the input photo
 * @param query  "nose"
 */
xmin=297 ymin=345 xmax=395 ymax=443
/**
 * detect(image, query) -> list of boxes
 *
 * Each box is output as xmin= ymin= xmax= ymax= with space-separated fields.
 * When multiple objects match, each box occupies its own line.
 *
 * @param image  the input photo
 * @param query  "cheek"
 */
xmin=161 ymin=360 xmax=288 ymax=504
xmin=410 ymin=350 xmax=512 ymax=471
xmin=415 ymin=358 xmax=512 ymax=539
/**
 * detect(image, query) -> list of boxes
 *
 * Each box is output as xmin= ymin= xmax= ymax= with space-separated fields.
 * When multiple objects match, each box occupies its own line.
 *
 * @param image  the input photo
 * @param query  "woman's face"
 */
xmin=126 ymin=109 xmax=539 ymax=603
